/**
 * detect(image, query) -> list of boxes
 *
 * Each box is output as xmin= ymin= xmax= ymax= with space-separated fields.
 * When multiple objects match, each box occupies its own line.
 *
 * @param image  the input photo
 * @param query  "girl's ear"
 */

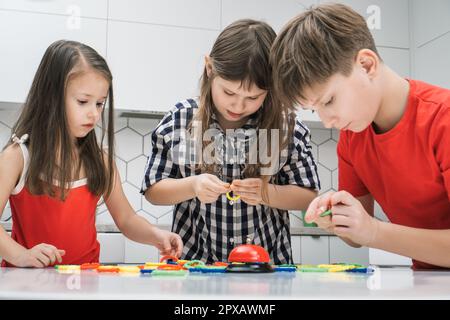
xmin=204 ymin=55 xmax=212 ymax=78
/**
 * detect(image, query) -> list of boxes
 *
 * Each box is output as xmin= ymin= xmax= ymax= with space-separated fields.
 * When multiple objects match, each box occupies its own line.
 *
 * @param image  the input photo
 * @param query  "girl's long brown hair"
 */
xmin=191 ymin=19 xmax=295 ymax=198
xmin=6 ymin=40 xmax=115 ymax=200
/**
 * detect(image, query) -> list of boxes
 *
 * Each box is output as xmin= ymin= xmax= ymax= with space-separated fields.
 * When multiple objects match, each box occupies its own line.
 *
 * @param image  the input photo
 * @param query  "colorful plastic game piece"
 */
xmin=80 ymin=263 xmax=100 ymax=270
xmin=319 ymin=209 xmax=332 ymax=217
xmin=183 ymin=260 xmax=205 ymax=269
xmin=97 ymin=265 xmax=119 ymax=273
xmin=151 ymin=269 xmax=188 ymax=276
xmin=345 ymin=267 xmax=375 ymax=274
xmin=297 ymin=266 xmax=329 ymax=272
xmin=199 ymin=266 xmax=227 ymax=273
xmin=273 ymin=266 xmax=297 ymax=272
xmin=55 ymin=265 xmax=80 ymax=271
xmin=118 ymin=266 xmax=141 ymax=273
xmin=226 ymin=191 xmax=240 ymax=205
xmin=140 ymin=268 xmax=154 ymax=274
xmin=213 ymin=262 xmax=229 ymax=267
xmin=278 ymin=264 xmax=297 ymax=268
xmin=157 ymin=264 xmax=184 ymax=271
xmin=145 ymin=262 xmax=166 ymax=268
xmin=177 ymin=260 xmax=189 ymax=266
xmin=160 ymin=255 xmax=179 ymax=264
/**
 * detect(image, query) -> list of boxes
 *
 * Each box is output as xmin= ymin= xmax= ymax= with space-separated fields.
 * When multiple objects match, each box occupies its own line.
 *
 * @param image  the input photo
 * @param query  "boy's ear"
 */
xmin=204 ymin=55 xmax=212 ymax=78
xmin=356 ymin=49 xmax=379 ymax=79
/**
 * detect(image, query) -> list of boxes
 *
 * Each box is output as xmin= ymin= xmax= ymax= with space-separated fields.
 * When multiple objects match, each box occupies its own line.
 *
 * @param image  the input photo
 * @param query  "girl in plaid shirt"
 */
xmin=141 ymin=20 xmax=320 ymax=264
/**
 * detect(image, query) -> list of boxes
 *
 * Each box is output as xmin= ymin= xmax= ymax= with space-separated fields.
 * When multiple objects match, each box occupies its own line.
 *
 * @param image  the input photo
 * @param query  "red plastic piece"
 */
xmin=228 ymin=244 xmax=270 ymax=263
xmin=159 ymin=255 xmax=179 ymax=263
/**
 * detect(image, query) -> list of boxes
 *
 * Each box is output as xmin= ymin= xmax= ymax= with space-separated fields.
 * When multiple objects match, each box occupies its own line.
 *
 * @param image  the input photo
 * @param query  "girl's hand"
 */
xmin=230 ymin=178 xmax=263 ymax=206
xmin=12 ymin=243 xmax=65 ymax=268
xmin=193 ymin=174 xmax=230 ymax=204
xmin=153 ymin=229 xmax=183 ymax=257
xmin=305 ymin=191 xmax=379 ymax=247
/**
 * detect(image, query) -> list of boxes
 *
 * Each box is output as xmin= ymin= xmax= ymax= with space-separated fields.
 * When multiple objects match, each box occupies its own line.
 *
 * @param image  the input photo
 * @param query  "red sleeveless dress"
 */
xmin=1 ymin=135 xmax=100 ymax=267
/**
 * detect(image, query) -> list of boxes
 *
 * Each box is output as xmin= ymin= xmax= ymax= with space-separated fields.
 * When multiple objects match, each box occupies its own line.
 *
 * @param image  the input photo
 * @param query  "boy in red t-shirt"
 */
xmin=271 ymin=3 xmax=450 ymax=269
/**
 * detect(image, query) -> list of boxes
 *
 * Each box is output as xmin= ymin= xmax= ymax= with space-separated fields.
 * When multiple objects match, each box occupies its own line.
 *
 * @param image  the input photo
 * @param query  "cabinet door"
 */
xmin=97 ymin=233 xmax=125 ymax=263
xmin=369 ymin=248 xmax=411 ymax=266
xmin=329 ymin=237 xmax=369 ymax=265
xmin=124 ymin=238 xmax=160 ymax=263
xmin=290 ymin=236 xmax=301 ymax=264
xmin=300 ymin=236 xmax=329 ymax=265
xmin=107 ymin=20 xmax=218 ymax=112
xmin=0 ymin=10 xmax=107 ymax=104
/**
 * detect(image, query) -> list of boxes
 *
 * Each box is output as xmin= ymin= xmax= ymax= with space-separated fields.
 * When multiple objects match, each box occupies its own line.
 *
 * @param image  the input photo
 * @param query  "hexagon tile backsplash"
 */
xmin=0 ymin=108 xmax=339 ymax=231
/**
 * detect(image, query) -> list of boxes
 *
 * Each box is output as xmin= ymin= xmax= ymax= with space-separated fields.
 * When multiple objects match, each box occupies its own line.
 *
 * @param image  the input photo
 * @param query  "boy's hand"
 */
xmin=230 ymin=178 xmax=263 ymax=206
xmin=12 ymin=243 xmax=65 ymax=268
xmin=305 ymin=191 xmax=379 ymax=246
xmin=193 ymin=174 xmax=230 ymax=204
xmin=153 ymin=229 xmax=183 ymax=258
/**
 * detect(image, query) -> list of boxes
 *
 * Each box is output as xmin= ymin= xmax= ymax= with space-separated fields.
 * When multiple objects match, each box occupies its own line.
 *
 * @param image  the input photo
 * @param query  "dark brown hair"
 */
xmin=6 ymin=40 xmax=115 ymax=200
xmin=191 ymin=19 xmax=295 ymax=182
xmin=271 ymin=3 xmax=381 ymax=106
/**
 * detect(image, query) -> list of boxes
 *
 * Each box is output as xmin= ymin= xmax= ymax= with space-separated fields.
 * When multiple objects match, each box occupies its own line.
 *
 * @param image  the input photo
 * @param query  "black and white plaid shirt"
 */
xmin=141 ymin=99 xmax=320 ymax=264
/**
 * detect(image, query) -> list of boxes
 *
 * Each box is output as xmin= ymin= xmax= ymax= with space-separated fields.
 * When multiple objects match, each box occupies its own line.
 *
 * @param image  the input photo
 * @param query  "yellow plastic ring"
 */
xmin=226 ymin=191 xmax=240 ymax=202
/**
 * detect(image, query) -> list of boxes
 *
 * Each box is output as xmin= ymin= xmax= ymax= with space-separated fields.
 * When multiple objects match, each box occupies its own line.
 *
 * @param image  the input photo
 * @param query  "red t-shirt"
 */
xmin=338 ymin=79 xmax=450 ymax=270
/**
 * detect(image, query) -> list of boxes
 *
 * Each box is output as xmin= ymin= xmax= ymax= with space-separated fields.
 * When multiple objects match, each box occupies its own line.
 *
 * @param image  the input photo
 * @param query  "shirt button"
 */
xmin=229 ymin=237 xmax=234 ymax=244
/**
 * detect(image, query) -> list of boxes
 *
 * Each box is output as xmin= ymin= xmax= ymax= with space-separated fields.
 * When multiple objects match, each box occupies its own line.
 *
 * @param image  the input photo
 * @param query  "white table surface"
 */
xmin=1 ymin=266 xmax=449 ymax=300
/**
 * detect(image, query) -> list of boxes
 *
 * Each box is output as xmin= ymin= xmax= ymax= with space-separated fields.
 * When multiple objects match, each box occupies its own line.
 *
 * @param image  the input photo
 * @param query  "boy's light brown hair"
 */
xmin=270 ymin=3 xmax=381 ymax=107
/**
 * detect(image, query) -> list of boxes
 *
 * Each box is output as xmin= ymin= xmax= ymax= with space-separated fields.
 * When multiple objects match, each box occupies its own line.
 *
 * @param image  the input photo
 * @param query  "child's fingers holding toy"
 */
xmin=194 ymin=174 xmax=230 ymax=203
xmin=230 ymin=179 xmax=263 ymax=205
xmin=154 ymin=230 xmax=184 ymax=258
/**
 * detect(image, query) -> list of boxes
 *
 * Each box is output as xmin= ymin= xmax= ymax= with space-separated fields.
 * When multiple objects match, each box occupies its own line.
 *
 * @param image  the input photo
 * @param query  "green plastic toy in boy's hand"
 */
xmin=319 ymin=209 xmax=332 ymax=217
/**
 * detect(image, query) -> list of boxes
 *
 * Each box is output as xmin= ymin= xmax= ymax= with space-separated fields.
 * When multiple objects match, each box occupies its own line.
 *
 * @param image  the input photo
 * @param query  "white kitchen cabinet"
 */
xmin=124 ymin=238 xmax=160 ymax=263
xmin=97 ymin=233 xmax=125 ymax=263
xmin=300 ymin=235 xmax=329 ymax=264
xmin=0 ymin=0 xmax=108 ymax=18
xmin=369 ymin=248 xmax=412 ymax=266
xmin=108 ymin=0 xmax=221 ymax=30
xmin=291 ymin=236 xmax=301 ymax=264
xmin=329 ymin=237 xmax=369 ymax=265
xmin=0 ymin=10 xmax=107 ymax=104
xmin=222 ymin=0 xmax=317 ymax=32
xmin=107 ymin=20 xmax=218 ymax=112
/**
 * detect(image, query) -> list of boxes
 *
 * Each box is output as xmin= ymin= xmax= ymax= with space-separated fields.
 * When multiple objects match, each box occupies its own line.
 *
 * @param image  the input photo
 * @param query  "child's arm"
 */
xmin=307 ymin=191 xmax=450 ymax=267
xmin=104 ymin=160 xmax=183 ymax=257
xmin=230 ymin=179 xmax=317 ymax=210
xmin=145 ymin=174 xmax=230 ymax=205
xmin=0 ymin=145 xmax=64 ymax=267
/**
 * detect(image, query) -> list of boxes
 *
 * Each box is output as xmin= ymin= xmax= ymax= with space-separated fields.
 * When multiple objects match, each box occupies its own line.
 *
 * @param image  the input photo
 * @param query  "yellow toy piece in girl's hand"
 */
xmin=226 ymin=191 xmax=240 ymax=202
